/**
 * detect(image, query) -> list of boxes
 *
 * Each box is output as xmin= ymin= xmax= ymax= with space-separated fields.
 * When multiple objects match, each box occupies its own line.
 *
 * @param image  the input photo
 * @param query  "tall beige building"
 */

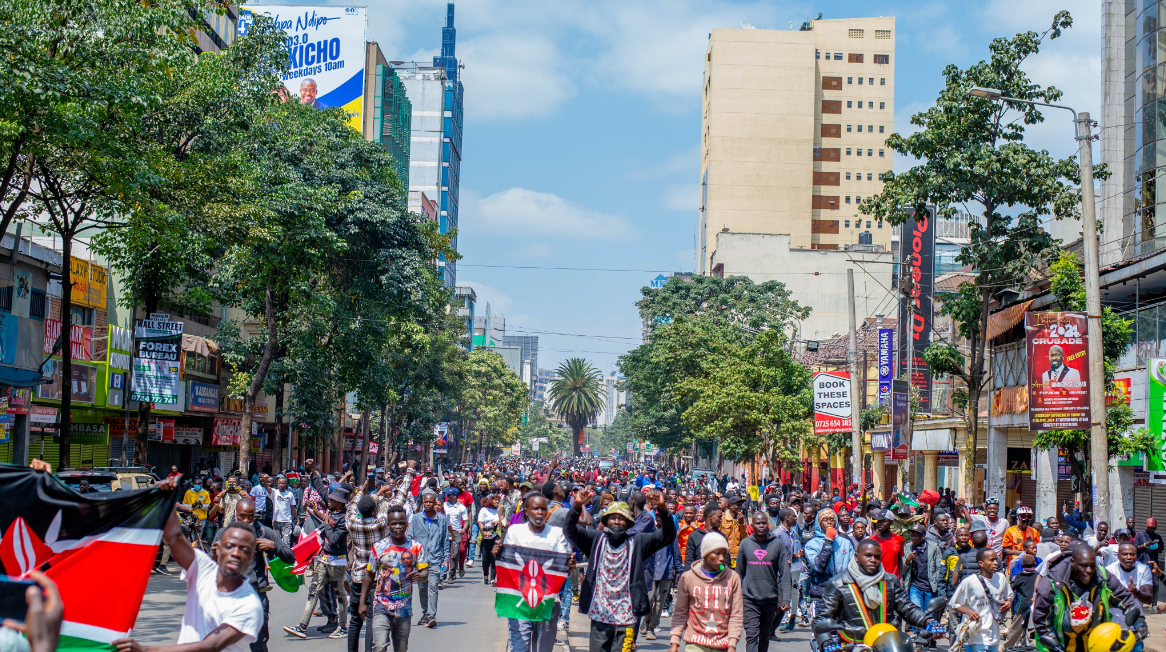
xmin=699 ymin=17 xmax=895 ymax=274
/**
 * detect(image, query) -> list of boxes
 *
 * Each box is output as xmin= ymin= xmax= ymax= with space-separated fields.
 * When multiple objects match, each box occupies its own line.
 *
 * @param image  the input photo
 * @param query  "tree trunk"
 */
xmin=358 ymin=408 xmax=371 ymax=479
xmin=272 ymin=380 xmax=284 ymax=474
xmin=379 ymin=402 xmax=387 ymax=468
xmin=59 ymin=235 xmax=73 ymax=469
xmin=239 ymin=286 xmax=278 ymax=476
xmin=963 ymin=288 xmax=992 ymax=501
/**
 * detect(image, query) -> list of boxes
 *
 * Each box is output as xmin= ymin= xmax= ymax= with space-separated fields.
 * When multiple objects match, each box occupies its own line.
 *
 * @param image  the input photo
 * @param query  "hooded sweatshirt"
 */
xmin=671 ymin=561 xmax=745 ymax=650
xmin=804 ymin=509 xmax=856 ymax=596
xmin=736 ymin=534 xmax=792 ymax=605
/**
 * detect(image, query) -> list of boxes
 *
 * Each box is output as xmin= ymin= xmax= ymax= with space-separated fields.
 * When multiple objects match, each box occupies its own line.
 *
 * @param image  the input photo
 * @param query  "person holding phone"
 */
xmin=1135 ymin=518 xmax=1163 ymax=607
xmin=0 ymin=570 xmax=63 ymax=652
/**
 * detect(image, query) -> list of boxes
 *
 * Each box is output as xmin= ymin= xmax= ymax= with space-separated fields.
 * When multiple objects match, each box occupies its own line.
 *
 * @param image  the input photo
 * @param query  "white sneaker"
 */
xmin=661 ymin=610 xmax=670 ymax=618
xmin=467 ymin=560 xmax=474 ymax=567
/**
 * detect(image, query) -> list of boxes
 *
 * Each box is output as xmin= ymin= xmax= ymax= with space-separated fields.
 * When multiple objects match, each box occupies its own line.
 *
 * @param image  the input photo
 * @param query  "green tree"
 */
xmin=1032 ymin=253 xmax=1148 ymax=494
xmin=548 ymin=358 xmax=605 ymax=458
xmin=638 ymin=274 xmax=811 ymax=336
xmin=864 ymin=12 xmax=1083 ymax=498
xmin=520 ymin=402 xmax=562 ymax=459
xmin=461 ymin=349 xmax=528 ymax=458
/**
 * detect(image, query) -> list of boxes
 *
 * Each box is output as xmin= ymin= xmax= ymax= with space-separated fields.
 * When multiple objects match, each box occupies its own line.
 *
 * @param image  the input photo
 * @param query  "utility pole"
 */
xmin=900 ymin=271 xmax=915 ymax=492
xmin=1078 ymin=113 xmax=1110 ymax=525
xmin=847 ymin=269 xmax=863 ymax=490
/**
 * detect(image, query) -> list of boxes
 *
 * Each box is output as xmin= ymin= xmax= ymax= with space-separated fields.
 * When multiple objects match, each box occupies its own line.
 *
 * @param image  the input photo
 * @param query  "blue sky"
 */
xmin=297 ymin=0 xmax=1101 ymax=374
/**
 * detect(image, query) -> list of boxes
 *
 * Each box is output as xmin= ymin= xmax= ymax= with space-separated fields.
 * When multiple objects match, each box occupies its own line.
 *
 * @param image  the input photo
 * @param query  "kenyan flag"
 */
xmin=494 ymin=543 xmax=570 ymax=622
xmin=0 ymin=464 xmax=178 ymax=651
xmin=268 ymin=514 xmax=322 ymax=592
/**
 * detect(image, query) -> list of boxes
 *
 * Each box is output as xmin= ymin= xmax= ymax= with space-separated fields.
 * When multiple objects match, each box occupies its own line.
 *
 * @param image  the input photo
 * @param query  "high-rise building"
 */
xmin=452 ymin=286 xmax=476 ymax=350
xmin=370 ymin=60 xmax=411 ymax=189
xmin=698 ymin=18 xmax=895 ymax=264
xmin=535 ymin=368 xmax=555 ymax=401
xmin=597 ymin=376 xmax=627 ymax=428
xmin=502 ymin=335 xmax=539 ymax=398
xmin=393 ymin=3 xmax=463 ymax=287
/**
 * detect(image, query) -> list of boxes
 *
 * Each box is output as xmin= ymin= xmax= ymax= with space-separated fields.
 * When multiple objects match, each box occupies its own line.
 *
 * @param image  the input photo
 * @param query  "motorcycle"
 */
xmin=810 ymin=597 xmax=947 ymax=652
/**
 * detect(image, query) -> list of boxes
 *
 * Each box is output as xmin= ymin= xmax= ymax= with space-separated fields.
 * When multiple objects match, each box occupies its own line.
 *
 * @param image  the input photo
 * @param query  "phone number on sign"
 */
xmin=815 ymin=418 xmax=852 ymax=431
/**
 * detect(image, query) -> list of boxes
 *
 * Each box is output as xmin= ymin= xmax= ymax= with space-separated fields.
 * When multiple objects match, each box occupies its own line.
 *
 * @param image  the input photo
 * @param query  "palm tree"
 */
xmin=548 ymin=358 xmax=605 ymax=458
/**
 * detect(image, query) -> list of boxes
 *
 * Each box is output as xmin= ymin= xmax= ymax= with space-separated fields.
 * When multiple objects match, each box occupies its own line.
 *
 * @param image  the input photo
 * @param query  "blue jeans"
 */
xmin=558 ymin=575 xmax=572 ymax=626
xmin=965 ymin=645 xmax=998 ymax=652
xmin=507 ymin=602 xmax=559 ymax=652
xmin=908 ymin=586 xmax=936 ymax=632
xmin=468 ymin=522 xmax=478 ymax=562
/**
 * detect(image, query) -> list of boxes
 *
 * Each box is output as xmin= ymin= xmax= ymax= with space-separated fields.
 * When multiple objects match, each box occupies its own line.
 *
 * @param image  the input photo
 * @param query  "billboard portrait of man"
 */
xmin=298 ymin=78 xmax=321 ymax=108
xmin=1041 ymin=344 xmax=1082 ymax=385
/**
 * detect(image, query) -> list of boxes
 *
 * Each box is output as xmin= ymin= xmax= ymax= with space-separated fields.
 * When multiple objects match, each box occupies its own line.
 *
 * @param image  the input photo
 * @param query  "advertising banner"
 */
xmin=68 ymin=257 xmax=107 ymax=309
xmin=44 ymin=320 xmax=92 ymax=361
xmin=878 ymin=327 xmax=894 ymax=406
xmin=175 ymin=427 xmax=203 ymax=446
xmin=1026 ymin=312 xmax=1090 ymax=431
xmin=891 ymin=379 xmax=909 ymax=449
xmin=188 ymin=381 xmax=220 ymax=413
xmin=11 ymin=269 xmax=30 ymax=318
xmin=36 ymin=361 xmax=96 ymax=403
xmin=30 ymin=406 xmax=56 ymax=424
xmin=812 ymin=371 xmax=852 ymax=434
xmin=897 ymin=207 xmax=935 ymax=412
xmin=240 ymin=6 xmax=368 ymax=132
xmin=211 ymin=418 xmax=242 ymax=446
xmin=131 ymin=315 xmax=183 ymax=405
xmin=433 ymin=423 xmax=449 ymax=455
xmin=72 ymin=422 xmax=107 ymax=445
xmin=1144 ymin=360 xmax=1166 ymax=483
xmin=107 ymin=325 xmax=132 ymax=371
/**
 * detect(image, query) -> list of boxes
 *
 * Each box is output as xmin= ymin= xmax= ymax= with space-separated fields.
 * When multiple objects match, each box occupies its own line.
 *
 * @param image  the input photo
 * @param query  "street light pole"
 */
xmin=969 ymin=88 xmax=1108 ymax=524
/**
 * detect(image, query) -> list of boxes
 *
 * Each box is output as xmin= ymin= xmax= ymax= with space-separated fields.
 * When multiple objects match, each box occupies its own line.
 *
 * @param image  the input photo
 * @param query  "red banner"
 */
xmin=211 ymin=418 xmax=241 ymax=446
xmin=43 ymin=320 xmax=92 ymax=361
xmin=1026 ymin=311 xmax=1090 ymax=430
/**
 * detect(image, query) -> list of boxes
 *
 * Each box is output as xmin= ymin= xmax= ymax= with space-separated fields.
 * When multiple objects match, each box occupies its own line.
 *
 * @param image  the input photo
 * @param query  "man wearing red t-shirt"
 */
xmin=870 ymin=509 xmax=905 ymax=577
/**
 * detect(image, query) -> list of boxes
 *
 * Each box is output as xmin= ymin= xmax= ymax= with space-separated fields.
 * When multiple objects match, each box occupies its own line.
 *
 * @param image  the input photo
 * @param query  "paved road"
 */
xmin=131 ymin=564 xmax=508 ymax=652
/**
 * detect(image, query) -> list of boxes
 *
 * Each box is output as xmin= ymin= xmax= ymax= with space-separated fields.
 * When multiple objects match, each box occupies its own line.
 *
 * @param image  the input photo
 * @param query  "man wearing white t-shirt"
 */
xmin=951 ymin=547 xmax=1013 ymax=652
xmin=271 ymin=475 xmax=298 ymax=545
xmin=114 ymin=484 xmax=263 ymax=652
xmin=444 ymin=488 xmax=469 ymax=581
xmin=1108 ymin=542 xmax=1155 ymax=605
xmin=961 ymin=498 xmax=1008 ymax=555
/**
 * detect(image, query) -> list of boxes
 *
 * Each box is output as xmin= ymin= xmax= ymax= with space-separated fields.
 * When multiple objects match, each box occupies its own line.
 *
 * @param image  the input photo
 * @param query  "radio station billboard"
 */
xmin=240 ymin=5 xmax=368 ymax=132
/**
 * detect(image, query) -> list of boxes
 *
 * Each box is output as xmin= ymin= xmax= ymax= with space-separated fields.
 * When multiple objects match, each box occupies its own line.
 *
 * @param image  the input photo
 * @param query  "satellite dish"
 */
xmin=741 ymin=21 xmax=756 ymax=29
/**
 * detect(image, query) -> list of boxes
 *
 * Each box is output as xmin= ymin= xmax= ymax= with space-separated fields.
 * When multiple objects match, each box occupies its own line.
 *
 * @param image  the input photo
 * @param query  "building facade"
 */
xmin=501 ymin=335 xmax=538 ymax=397
xmin=370 ymin=57 xmax=412 ymax=189
xmin=699 ymin=17 xmax=895 ymax=271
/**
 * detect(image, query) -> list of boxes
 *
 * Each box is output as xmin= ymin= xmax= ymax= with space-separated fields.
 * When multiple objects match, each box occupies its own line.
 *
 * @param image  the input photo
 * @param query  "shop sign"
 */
xmin=37 ymin=361 xmax=97 ymax=403
xmin=812 ymin=371 xmax=852 ymax=434
xmin=1135 ymin=472 xmax=1153 ymax=487
xmin=131 ymin=314 xmax=183 ymax=405
xmin=884 ymin=445 xmax=908 ymax=462
xmin=253 ymin=400 xmax=268 ymax=416
xmin=1108 ymin=377 xmax=1132 ymax=406
xmin=1007 ymin=447 xmax=1032 ymax=472
xmin=44 ymin=320 xmax=92 ymax=361
xmin=147 ymin=418 xmax=175 ymax=442
xmin=220 ymin=394 xmax=244 ymax=413
xmin=938 ymin=451 xmax=959 ymax=466
xmin=72 ymin=422 xmax=107 ymax=445
xmin=7 ymin=387 xmax=29 ymax=415
xmin=69 ymin=257 xmax=107 ymax=309
xmin=106 ymin=418 xmax=137 ymax=441
xmin=107 ymin=325 xmax=133 ymax=371
xmin=189 ymin=381 xmax=219 ymax=413
xmin=211 ymin=418 xmax=241 ymax=446
xmin=1026 ymin=311 xmax=1090 ymax=430
xmin=0 ymin=414 xmax=12 ymax=443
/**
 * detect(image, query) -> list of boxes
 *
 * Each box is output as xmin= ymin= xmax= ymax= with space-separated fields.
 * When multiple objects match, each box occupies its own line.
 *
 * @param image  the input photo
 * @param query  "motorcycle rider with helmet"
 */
xmin=1032 ymin=543 xmax=1147 ymax=652
xmin=813 ymin=539 xmax=943 ymax=652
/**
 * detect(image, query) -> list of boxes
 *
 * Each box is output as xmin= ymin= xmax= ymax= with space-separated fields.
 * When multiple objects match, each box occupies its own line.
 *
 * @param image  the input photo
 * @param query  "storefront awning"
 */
xmin=986 ymin=300 xmax=1033 ymax=340
xmin=0 ymin=365 xmax=49 ymax=387
xmin=181 ymin=334 xmax=220 ymax=358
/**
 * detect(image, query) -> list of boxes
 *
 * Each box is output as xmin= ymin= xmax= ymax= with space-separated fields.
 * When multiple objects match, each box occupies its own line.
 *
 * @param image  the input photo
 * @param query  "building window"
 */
xmin=848 ymin=53 xmax=864 ymax=63
xmin=857 ymin=149 xmax=863 ymax=156
xmin=846 ymin=172 xmax=851 ymax=180
xmin=834 ymin=52 xmax=842 ymax=60
xmin=879 ymin=149 xmax=884 ymax=157
xmin=880 ymin=78 xmax=886 ymax=85
xmin=858 ymin=77 xmax=864 ymax=85
xmin=867 ymin=173 xmax=872 ymax=180
xmin=847 ymin=101 xmax=853 ymax=108
xmin=846 ymin=148 xmax=852 ymax=155
xmin=824 ymin=52 xmax=830 ymax=58
xmin=868 ymin=149 xmax=873 ymax=156
xmin=880 ymin=102 xmax=886 ymax=109
xmin=858 ymin=101 xmax=864 ymax=108
xmin=846 ymin=196 xmax=851 ymax=204
xmin=847 ymin=125 xmax=852 ymax=132
xmin=869 ymin=78 xmax=874 ymax=85
xmin=867 ymin=221 xmax=872 ymax=228
xmin=816 ymin=50 xmax=821 ymax=59
xmin=848 ymin=77 xmax=853 ymax=84
xmin=849 ymin=29 xmax=864 ymax=38
xmin=875 ymin=29 xmax=892 ymax=39
xmin=878 ymin=220 xmax=884 ymax=228
xmin=30 ymin=289 xmax=45 ymax=320
xmin=71 ymin=306 xmax=94 ymax=326
xmin=873 ymin=54 xmax=890 ymax=64
xmin=879 ymin=125 xmax=885 ymax=133
xmin=845 ymin=220 xmax=851 ymax=227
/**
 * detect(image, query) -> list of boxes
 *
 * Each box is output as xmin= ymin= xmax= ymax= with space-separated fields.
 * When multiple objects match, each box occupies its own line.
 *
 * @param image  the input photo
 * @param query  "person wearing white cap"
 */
xmin=669 ymin=531 xmax=744 ymax=652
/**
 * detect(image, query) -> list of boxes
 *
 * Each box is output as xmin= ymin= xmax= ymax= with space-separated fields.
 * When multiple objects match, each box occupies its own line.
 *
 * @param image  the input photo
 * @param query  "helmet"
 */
xmin=1086 ymin=622 xmax=1136 ymax=652
xmin=1017 ymin=506 xmax=1034 ymax=517
xmin=863 ymin=624 xmax=899 ymax=647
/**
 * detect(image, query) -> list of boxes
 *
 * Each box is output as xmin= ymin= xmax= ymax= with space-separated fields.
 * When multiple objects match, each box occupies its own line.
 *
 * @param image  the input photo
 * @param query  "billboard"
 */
xmin=891 ymin=379 xmax=909 ymax=448
xmin=813 ymin=371 xmax=852 ymax=434
xmin=897 ymin=208 xmax=935 ymax=412
xmin=1145 ymin=360 xmax=1166 ymax=483
xmin=878 ymin=327 xmax=894 ymax=406
xmin=131 ymin=314 xmax=183 ymax=405
xmin=240 ymin=5 xmax=368 ymax=132
xmin=1026 ymin=312 xmax=1090 ymax=431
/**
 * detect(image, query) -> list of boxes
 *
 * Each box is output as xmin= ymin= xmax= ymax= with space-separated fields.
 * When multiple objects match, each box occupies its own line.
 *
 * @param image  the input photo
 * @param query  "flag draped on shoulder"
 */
xmin=269 ymin=515 xmax=323 ymax=592
xmin=494 ymin=540 xmax=570 ymax=621
xmin=0 ymin=463 xmax=179 ymax=651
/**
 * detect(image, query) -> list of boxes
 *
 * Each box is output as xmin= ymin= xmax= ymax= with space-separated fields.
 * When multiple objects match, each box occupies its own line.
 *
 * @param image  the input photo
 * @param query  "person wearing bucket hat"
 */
xmin=565 ymin=486 xmax=676 ymax=652
xmin=285 ymin=463 xmax=351 ymax=639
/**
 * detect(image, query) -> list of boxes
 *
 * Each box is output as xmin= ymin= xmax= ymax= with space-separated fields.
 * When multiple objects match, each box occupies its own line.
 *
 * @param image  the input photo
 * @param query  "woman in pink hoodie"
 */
xmin=670 ymin=531 xmax=744 ymax=652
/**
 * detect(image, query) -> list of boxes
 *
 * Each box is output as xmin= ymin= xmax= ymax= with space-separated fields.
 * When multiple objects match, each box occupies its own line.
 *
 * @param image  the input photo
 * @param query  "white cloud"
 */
xmin=462 ymin=187 xmax=633 ymax=239
xmin=458 ymin=34 xmax=575 ymax=120
xmin=917 ymin=25 xmax=968 ymax=60
xmin=663 ymin=184 xmax=700 ymax=212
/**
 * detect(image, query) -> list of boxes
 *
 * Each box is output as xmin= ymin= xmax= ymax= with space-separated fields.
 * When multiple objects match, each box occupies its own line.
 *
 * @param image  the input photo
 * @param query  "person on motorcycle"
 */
xmin=1031 ymin=543 xmax=1147 ymax=652
xmin=813 ymin=539 xmax=942 ymax=649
